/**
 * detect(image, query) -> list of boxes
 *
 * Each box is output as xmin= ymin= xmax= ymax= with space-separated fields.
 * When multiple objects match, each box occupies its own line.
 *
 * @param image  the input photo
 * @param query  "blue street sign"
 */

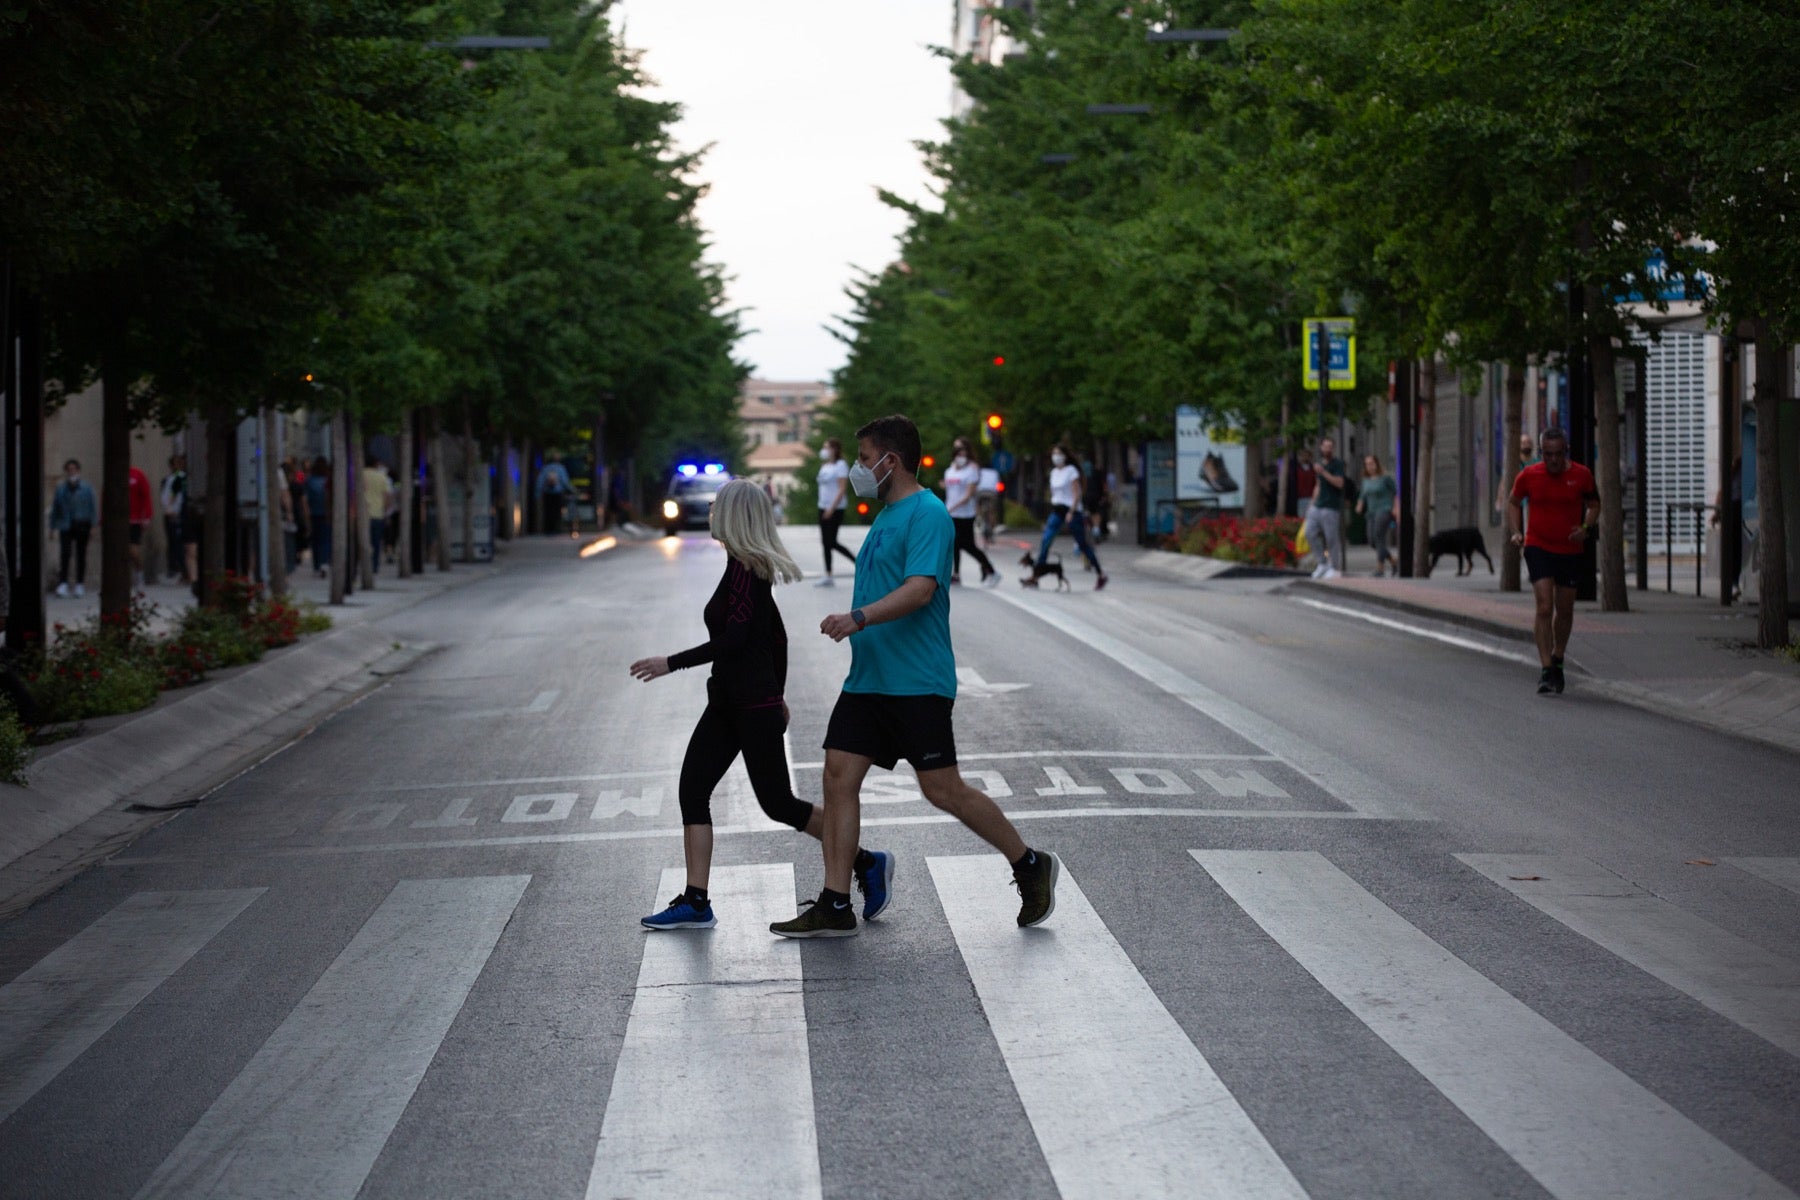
xmin=992 ymin=450 xmax=1016 ymax=473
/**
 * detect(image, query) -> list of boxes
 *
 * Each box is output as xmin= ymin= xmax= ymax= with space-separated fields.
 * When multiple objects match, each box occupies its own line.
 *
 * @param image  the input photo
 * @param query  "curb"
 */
xmin=1286 ymin=577 xmax=1536 ymax=644
xmin=1130 ymin=550 xmax=1308 ymax=585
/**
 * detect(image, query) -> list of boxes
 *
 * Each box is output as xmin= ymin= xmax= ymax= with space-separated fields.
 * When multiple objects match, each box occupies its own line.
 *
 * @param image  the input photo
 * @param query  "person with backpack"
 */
xmin=629 ymin=480 xmax=894 ymax=930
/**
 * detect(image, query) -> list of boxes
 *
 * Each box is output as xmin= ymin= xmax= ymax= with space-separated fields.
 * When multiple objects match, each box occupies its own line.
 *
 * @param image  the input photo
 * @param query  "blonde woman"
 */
xmin=629 ymin=480 xmax=894 ymax=929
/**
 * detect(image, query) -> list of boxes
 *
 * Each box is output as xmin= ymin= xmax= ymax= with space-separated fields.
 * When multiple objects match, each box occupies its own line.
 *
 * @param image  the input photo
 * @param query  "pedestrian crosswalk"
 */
xmin=2 ymin=855 xmax=1797 ymax=1198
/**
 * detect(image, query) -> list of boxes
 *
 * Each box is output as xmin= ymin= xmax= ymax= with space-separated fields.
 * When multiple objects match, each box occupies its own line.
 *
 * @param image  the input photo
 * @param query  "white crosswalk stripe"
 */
xmin=0 ymin=888 xmax=265 ymax=1123
xmin=1195 ymin=850 xmax=1793 ymax=1200
xmin=134 ymin=875 xmax=529 ymax=1200
xmin=1461 ymin=854 xmax=1800 ymax=1058
xmin=1729 ymin=856 xmax=1800 ymax=898
xmin=588 ymin=864 xmax=820 ymax=1200
xmin=929 ymin=854 xmax=1308 ymax=1200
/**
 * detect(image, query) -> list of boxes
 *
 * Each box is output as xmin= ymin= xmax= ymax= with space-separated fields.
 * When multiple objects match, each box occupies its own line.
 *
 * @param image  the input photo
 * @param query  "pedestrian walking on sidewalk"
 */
xmin=361 ymin=455 xmax=394 ymax=575
xmin=1027 ymin=443 xmax=1106 ymax=589
xmin=631 ymin=480 xmax=893 ymax=931
xmin=814 ymin=438 xmax=854 ymax=587
xmin=1303 ymin=437 xmax=1348 ymax=579
xmin=1507 ymin=427 xmax=1599 ymax=695
xmin=160 ymin=456 xmax=189 ymax=582
xmin=306 ymin=456 xmax=332 ymax=577
xmin=50 ymin=459 xmax=96 ymax=599
xmin=942 ymin=437 xmax=998 ymax=587
xmin=775 ymin=414 xmax=1059 ymax=938
xmin=126 ymin=464 xmax=154 ymax=589
xmin=1356 ymin=454 xmax=1399 ymax=577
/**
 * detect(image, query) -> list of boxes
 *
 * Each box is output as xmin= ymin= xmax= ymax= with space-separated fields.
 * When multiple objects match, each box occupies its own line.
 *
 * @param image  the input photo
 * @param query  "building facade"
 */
xmin=738 ymin=379 xmax=834 ymax=511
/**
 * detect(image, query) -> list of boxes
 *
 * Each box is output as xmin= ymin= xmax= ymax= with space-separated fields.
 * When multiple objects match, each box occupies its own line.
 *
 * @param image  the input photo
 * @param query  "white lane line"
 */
xmin=1728 ymin=857 xmax=1800 ymax=898
xmin=988 ymin=590 xmax=1421 ymax=819
xmin=1290 ymin=597 xmax=1539 ymax=666
xmin=524 ymin=689 xmax=560 ymax=713
xmin=1460 ymin=854 xmax=1800 ymax=1058
xmin=588 ymin=864 xmax=818 ymax=1200
xmin=366 ymin=769 xmax=673 ymax=794
xmin=192 ymin=808 xmax=1385 ymax=860
xmin=790 ymin=750 xmax=1282 ymax=768
xmin=135 ymin=876 xmax=529 ymax=1200
xmin=0 ymin=889 xmax=265 ymax=1123
xmin=929 ymin=855 xmax=1308 ymax=1200
xmin=1195 ymin=851 xmax=1792 ymax=1200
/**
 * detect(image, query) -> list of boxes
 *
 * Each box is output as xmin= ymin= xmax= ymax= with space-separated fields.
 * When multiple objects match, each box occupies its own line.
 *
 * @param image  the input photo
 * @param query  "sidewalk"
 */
xmin=1277 ymin=540 xmax=1800 ymax=755
xmin=0 ymin=544 xmax=531 ymax=916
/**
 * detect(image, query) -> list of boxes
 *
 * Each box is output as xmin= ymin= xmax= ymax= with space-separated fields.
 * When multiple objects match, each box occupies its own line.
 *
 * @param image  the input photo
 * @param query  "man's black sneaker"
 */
xmin=770 ymin=898 xmax=858 ymax=939
xmin=1551 ymin=663 xmax=1566 ymax=694
xmin=1537 ymin=668 xmax=1555 ymax=695
xmin=1012 ymin=851 xmax=1061 ymax=927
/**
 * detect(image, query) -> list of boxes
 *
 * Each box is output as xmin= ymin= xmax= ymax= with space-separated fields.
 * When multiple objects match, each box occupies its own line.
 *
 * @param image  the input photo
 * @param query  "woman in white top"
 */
xmin=814 ymin=437 xmax=854 ymax=586
xmin=1028 ymin=442 xmax=1106 ymax=589
xmin=942 ymin=437 xmax=998 ymax=586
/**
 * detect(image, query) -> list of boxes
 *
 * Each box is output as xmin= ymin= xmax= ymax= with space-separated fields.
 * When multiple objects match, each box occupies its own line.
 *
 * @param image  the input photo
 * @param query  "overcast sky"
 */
xmin=612 ymin=0 xmax=955 ymax=383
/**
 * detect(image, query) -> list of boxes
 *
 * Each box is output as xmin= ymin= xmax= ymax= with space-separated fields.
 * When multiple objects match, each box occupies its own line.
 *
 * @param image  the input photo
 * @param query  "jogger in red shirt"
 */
xmin=1507 ymin=428 xmax=1600 ymax=694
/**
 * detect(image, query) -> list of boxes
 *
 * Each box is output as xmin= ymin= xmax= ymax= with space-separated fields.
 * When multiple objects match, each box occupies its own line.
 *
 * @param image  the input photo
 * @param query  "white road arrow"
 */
xmin=956 ymin=667 xmax=1031 ymax=699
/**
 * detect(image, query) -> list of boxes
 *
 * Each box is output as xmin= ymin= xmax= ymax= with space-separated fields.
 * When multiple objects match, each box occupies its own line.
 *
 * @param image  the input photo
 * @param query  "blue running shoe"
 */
xmin=855 ymin=850 xmax=896 ymax=921
xmin=641 ymin=894 xmax=717 ymax=930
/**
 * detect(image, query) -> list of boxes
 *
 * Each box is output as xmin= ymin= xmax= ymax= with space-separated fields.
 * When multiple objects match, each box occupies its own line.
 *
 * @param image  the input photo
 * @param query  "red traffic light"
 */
xmin=856 ymin=502 xmax=870 ymax=516
xmin=920 ymin=455 xmax=936 ymax=469
xmin=986 ymin=413 xmax=1004 ymax=430
xmin=995 ymin=481 xmax=1005 ymax=493
xmin=991 ymin=356 xmax=1006 ymax=366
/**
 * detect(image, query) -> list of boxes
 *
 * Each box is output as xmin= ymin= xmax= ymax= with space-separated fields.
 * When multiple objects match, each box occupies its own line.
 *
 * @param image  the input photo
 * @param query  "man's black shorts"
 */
xmin=824 ymin=691 xmax=957 ymax=772
xmin=128 ymin=524 xmax=143 ymax=546
xmin=1524 ymin=546 xmax=1582 ymax=589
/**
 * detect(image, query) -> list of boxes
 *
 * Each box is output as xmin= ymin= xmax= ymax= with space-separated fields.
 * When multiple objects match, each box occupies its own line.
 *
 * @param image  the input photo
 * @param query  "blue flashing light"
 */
xmin=677 ymin=464 xmax=699 ymax=477
xmin=703 ymin=463 xmax=725 ymax=476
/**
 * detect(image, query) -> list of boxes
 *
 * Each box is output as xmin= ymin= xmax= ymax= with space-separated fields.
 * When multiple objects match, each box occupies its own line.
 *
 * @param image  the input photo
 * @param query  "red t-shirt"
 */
xmin=127 ymin=466 xmax=154 ymax=525
xmin=1510 ymin=461 xmax=1597 ymax=555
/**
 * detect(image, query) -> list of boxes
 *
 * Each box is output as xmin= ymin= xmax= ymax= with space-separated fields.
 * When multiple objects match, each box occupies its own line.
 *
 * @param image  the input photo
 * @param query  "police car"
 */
xmin=661 ymin=463 xmax=729 ymax=535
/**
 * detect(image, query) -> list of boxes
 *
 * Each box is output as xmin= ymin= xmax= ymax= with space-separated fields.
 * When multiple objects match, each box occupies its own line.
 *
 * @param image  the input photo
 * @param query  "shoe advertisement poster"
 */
xmin=1175 ymin=405 xmax=1245 ymax=506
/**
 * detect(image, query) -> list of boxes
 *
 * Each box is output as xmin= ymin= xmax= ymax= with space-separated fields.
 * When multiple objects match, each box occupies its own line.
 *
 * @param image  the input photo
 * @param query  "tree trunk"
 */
xmin=330 ymin=410 xmax=348 ymax=604
xmin=429 ymin=409 xmax=452 ymax=571
xmin=1276 ymin=393 xmax=1292 ymax=515
xmin=204 ymin=407 xmax=232 ymax=605
xmin=1589 ymin=326 xmax=1629 ymax=611
xmin=460 ymin=411 xmax=476 ymax=563
xmin=1412 ymin=356 xmax=1437 ymax=575
xmin=1244 ymin=434 xmax=1265 ymax=519
xmin=497 ymin=439 xmax=515 ymax=540
xmin=99 ymin=326 xmax=133 ymax=620
xmin=1500 ymin=362 xmax=1526 ymax=591
xmin=352 ymin=413 xmax=373 ymax=591
xmin=263 ymin=407 xmax=288 ymax=599
xmin=397 ymin=415 xmax=414 ymax=579
xmin=1751 ymin=318 xmax=1789 ymax=648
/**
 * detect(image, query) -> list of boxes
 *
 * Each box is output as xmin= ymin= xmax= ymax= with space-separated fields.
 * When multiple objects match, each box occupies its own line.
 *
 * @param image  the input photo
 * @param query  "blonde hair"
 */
xmin=709 ymin=480 xmax=803 ymax=583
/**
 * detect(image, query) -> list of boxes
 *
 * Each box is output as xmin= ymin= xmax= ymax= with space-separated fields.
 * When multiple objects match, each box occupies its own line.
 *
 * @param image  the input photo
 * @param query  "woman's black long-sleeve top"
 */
xmin=667 ymin=558 xmax=787 ymax=707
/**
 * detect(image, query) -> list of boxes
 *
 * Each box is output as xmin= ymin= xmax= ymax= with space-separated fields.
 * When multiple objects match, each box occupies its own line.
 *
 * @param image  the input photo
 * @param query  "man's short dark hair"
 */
xmin=855 ymin=414 xmax=923 ymax=474
xmin=63 ymin=458 xmax=80 ymax=471
xmin=1539 ymin=427 xmax=1568 ymax=446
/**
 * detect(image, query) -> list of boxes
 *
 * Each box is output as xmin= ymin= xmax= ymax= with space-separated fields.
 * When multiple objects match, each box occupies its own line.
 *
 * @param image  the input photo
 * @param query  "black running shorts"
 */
xmin=824 ymin=691 xmax=957 ymax=772
xmin=1523 ymin=546 xmax=1582 ymax=589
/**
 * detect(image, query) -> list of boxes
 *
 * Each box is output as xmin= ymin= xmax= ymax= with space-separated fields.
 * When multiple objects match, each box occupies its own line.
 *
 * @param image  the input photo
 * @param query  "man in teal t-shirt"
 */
xmin=770 ymin=413 xmax=1060 ymax=939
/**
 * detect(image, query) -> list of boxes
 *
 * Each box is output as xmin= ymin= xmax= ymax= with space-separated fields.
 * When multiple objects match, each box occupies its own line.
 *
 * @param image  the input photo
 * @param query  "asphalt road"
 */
xmin=3 ymin=530 xmax=1798 ymax=1200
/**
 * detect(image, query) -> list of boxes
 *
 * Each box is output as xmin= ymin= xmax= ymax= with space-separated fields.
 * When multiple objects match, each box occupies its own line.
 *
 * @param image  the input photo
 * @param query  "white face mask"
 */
xmin=849 ymin=452 xmax=894 ymax=499
xmin=953 ymin=454 xmax=969 ymax=467
xmin=819 ymin=448 xmax=834 ymax=463
xmin=1051 ymin=453 xmax=1067 ymax=467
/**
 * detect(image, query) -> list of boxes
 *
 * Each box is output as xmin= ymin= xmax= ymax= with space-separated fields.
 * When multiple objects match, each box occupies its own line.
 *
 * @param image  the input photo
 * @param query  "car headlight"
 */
xmin=662 ymin=500 xmax=680 ymax=520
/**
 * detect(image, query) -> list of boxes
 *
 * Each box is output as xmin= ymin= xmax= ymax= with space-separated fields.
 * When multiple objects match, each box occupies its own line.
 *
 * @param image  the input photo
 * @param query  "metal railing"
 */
xmin=1663 ymin=502 xmax=1714 ymax=596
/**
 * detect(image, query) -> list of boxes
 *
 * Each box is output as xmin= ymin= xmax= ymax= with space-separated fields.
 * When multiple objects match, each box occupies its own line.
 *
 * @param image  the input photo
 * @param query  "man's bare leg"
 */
xmin=822 ymin=748 xmax=871 ymax=894
xmin=1552 ymin=585 xmax=1577 ymax=659
xmin=916 ymin=765 xmax=1027 ymax=861
xmin=1532 ymin=578 xmax=1557 ymax=667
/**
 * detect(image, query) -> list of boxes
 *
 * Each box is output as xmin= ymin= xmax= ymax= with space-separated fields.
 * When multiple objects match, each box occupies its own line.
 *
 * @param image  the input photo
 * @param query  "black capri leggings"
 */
xmin=952 ymin=516 xmax=993 ymax=578
xmin=820 ymin=510 xmax=854 ymax=574
xmin=678 ymin=701 xmax=815 ymax=830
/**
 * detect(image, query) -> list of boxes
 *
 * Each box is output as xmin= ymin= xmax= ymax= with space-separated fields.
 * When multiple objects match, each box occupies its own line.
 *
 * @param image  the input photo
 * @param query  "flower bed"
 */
xmin=10 ymin=573 xmax=333 ymax=729
xmin=1163 ymin=515 xmax=1304 ymax=569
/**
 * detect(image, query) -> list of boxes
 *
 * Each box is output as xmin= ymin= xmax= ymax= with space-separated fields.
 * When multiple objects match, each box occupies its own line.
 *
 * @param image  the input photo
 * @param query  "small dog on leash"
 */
xmin=1427 ymin=527 xmax=1495 ymax=576
xmin=1020 ymin=552 xmax=1070 ymax=591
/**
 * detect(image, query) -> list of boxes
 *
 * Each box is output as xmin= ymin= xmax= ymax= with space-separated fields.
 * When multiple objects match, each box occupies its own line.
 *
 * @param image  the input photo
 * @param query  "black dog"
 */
xmin=1020 ymin=551 xmax=1070 ymax=591
xmin=1427 ymin=526 xmax=1494 ymax=576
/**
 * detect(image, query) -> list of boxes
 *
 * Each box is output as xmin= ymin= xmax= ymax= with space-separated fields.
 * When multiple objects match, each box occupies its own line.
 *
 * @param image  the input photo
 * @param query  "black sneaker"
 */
xmin=1537 ymin=668 xmax=1555 ymax=695
xmin=770 ymin=897 xmax=858 ymax=939
xmin=1012 ymin=850 xmax=1061 ymax=927
xmin=1551 ymin=663 xmax=1566 ymax=694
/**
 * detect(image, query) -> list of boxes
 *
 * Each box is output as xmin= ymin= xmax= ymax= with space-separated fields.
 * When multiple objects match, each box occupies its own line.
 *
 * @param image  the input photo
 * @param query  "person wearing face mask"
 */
xmin=50 ymin=459 xmax=98 ymax=599
xmin=1028 ymin=444 xmax=1106 ymax=589
xmin=941 ymin=438 xmax=998 ymax=586
xmin=814 ymin=438 xmax=855 ymax=587
xmin=771 ymin=414 xmax=1060 ymax=938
